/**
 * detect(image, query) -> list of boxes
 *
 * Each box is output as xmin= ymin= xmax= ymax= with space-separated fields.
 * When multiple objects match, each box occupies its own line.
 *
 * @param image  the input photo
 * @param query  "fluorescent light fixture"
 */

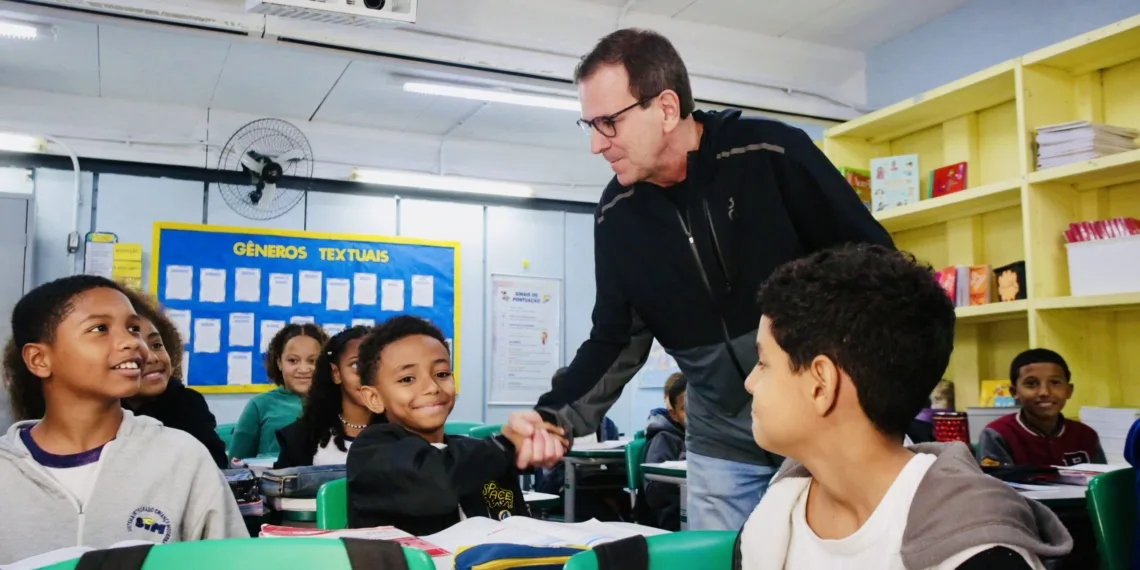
xmin=0 ymin=20 xmax=39 ymax=40
xmin=404 ymin=81 xmax=580 ymax=112
xmin=350 ymin=168 xmax=536 ymax=198
xmin=0 ymin=133 xmax=45 ymax=152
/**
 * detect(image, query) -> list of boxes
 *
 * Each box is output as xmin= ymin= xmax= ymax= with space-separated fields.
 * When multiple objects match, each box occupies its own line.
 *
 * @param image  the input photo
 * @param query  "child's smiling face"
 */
xmin=28 ymin=287 xmax=147 ymax=403
xmin=362 ymin=334 xmax=455 ymax=441
xmin=1012 ymin=362 xmax=1072 ymax=424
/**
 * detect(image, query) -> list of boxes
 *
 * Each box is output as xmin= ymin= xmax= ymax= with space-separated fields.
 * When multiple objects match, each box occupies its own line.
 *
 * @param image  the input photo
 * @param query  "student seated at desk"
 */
xmin=346 ymin=316 xmax=564 ymax=536
xmin=275 ymin=326 xmax=376 ymax=468
xmin=643 ymin=372 xmax=686 ymax=530
xmin=0 ymin=276 xmax=247 ymax=565
xmin=229 ymin=323 xmax=327 ymax=461
xmin=976 ymin=349 xmax=1106 ymax=469
xmin=119 ymin=288 xmax=228 ymax=469
xmin=737 ymin=246 xmax=1071 ymax=570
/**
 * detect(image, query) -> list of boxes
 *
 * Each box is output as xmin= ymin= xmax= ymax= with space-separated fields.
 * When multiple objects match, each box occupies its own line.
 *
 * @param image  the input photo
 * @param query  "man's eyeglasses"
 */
xmin=576 ymin=95 xmax=658 ymax=138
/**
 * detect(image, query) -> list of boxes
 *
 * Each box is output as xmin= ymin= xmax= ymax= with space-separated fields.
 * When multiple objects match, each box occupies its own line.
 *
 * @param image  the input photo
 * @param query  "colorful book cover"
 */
xmin=870 ymin=154 xmax=920 ymax=212
xmin=980 ymin=379 xmax=1016 ymax=407
xmin=932 ymin=162 xmax=968 ymax=199
xmin=993 ymin=261 xmax=1027 ymax=302
xmin=838 ymin=167 xmax=872 ymax=211
xmin=968 ymin=265 xmax=991 ymax=305
xmin=936 ymin=267 xmax=957 ymax=303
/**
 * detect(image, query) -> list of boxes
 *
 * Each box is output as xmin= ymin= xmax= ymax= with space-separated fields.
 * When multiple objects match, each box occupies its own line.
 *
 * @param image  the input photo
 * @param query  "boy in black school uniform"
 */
xmin=346 ymin=316 xmax=566 ymax=536
xmin=977 ymin=349 xmax=1106 ymax=468
xmin=643 ymin=372 xmax=687 ymax=530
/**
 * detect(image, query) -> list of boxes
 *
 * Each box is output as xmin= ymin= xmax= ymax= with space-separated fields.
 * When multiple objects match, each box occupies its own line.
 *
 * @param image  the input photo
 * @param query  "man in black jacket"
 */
xmin=508 ymin=28 xmax=893 ymax=531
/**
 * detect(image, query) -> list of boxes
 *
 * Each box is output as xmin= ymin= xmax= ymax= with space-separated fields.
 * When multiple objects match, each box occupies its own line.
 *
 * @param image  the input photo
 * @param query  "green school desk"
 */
xmin=643 ymin=462 xmax=688 ymax=530
xmin=564 ymin=444 xmax=628 ymax=523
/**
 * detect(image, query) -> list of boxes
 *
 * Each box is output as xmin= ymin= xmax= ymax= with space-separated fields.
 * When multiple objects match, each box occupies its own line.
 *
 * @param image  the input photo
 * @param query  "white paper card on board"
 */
xmin=326 ymin=278 xmax=350 ymax=312
xmin=199 ymin=268 xmax=227 ymax=303
xmin=193 ymin=319 xmax=221 ymax=353
xmin=381 ymin=279 xmax=405 ymax=312
xmin=291 ymin=316 xmax=315 ymax=324
xmin=351 ymin=318 xmax=375 ymax=328
xmin=323 ymin=323 xmax=346 ymax=336
xmin=226 ymin=352 xmax=253 ymax=385
xmin=228 ymin=313 xmax=255 ymax=347
xmin=268 ymin=273 xmax=294 ymax=307
xmin=181 ymin=351 xmax=189 ymax=382
xmin=411 ymin=275 xmax=434 ymax=307
xmin=165 ymin=309 xmax=191 ymax=343
xmin=260 ymin=320 xmax=285 ymax=353
xmin=234 ymin=268 xmax=261 ymax=303
xmin=165 ymin=265 xmax=193 ymax=301
xmin=298 ymin=270 xmax=322 ymax=304
xmin=353 ymin=273 xmax=377 ymax=306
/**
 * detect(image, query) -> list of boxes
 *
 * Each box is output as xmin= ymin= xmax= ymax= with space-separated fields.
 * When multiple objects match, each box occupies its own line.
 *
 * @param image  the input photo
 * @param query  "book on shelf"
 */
xmin=980 ymin=379 xmax=1016 ymax=408
xmin=992 ymin=261 xmax=1027 ymax=302
xmin=1035 ymin=121 xmax=1139 ymax=170
xmin=838 ymin=167 xmax=871 ymax=211
xmin=935 ymin=264 xmax=1009 ymax=307
xmin=870 ymin=154 xmax=919 ymax=212
xmin=1064 ymin=217 xmax=1140 ymax=243
xmin=930 ymin=162 xmax=968 ymax=199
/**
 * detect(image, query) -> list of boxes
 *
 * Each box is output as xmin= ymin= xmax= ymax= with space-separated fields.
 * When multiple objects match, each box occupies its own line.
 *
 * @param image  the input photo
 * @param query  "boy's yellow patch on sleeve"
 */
xmin=980 ymin=456 xmax=1001 ymax=467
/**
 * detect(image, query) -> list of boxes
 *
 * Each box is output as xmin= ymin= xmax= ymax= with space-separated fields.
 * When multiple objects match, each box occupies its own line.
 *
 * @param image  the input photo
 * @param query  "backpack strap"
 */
xmin=341 ymin=537 xmax=410 ymax=570
xmin=74 ymin=544 xmax=154 ymax=570
xmin=594 ymin=535 xmax=649 ymax=570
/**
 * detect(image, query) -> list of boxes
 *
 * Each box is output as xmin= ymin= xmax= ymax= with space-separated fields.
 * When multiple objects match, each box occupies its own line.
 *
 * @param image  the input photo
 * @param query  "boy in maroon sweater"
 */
xmin=977 ymin=349 xmax=1106 ymax=468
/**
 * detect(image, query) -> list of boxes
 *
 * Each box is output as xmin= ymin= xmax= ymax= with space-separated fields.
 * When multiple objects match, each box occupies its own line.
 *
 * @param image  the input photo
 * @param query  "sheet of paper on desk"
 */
xmin=421 ymin=516 xmax=658 ymax=552
xmin=573 ymin=440 xmax=630 ymax=451
xmin=1052 ymin=463 xmax=1130 ymax=473
xmin=259 ymin=524 xmax=449 ymax=557
xmin=657 ymin=460 xmax=687 ymax=470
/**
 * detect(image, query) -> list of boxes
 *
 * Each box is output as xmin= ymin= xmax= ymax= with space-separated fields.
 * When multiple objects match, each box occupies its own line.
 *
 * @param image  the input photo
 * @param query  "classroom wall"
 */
xmin=866 ymin=0 xmax=1139 ymax=107
xmin=19 ymin=168 xmax=649 ymax=432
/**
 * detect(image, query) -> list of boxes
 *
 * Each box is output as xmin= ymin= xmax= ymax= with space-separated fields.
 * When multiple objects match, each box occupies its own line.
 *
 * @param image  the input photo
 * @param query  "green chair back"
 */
xmin=443 ymin=421 xmax=483 ymax=436
xmin=1087 ymin=467 xmax=1137 ymax=570
xmin=215 ymin=423 xmax=236 ymax=453
xmin=317 ymin=478 xmax=349 ymax=530
xmin=468 ymin=424 xmax=502 ymax=439
xmin=625 ymin=437 xmax=649 ymax=491
xmin=634 ymin=430 xmax=645 ymax=440
xmin=564 ymin=530 xmax=737 ymax=570
xmin=38 ymin=537 xmax=435 ymax=570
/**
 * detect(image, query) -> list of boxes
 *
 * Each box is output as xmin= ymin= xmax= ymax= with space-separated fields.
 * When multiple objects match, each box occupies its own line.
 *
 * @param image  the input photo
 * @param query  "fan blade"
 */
xmin=258 ymin=183 xmax=278 ymax=209
xmin=239 ymin=151 xmax=266 ymax=174
xmin=274 ymin=148 xmax=306 ymax=164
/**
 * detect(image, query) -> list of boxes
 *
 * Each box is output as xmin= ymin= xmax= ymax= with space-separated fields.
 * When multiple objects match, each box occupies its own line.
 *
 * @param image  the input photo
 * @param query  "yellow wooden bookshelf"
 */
xmin=824 ymin=14 xmax=1140 ymax=411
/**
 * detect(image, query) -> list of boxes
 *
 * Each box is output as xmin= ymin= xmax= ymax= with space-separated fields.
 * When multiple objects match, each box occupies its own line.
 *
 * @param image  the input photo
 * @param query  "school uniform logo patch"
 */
xmin=126 ymin=506 xmax=173 ymax=543
xmin=1062 ymin=451 xmax=1091 ymax=466
xmin=482 ymin=482 xmax=515 ymax=521
xmin=979 ymin=456 xmax=1001 ymax=467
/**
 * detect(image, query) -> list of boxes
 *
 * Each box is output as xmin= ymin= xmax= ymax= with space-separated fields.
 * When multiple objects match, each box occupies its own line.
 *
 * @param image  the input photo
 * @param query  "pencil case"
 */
xmin=452 ymin=543 xmax=587 ymax=570
xmin=259 ymin=464 xmax=346 ymax=498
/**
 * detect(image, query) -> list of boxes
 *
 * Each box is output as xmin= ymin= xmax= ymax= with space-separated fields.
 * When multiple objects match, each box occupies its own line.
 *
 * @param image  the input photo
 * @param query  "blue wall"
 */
xmin=867 ymin=0 xmax=1140 ymax=107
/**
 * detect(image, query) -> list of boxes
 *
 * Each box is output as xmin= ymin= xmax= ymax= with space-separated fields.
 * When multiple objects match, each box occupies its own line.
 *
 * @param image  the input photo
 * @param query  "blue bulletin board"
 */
xmin=150 ymin=222 xmax=460 ymax=394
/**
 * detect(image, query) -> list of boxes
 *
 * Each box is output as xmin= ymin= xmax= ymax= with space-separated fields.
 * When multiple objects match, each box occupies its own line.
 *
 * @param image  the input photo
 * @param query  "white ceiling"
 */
xmin=582 ymin=0 xmax=973 ymax=50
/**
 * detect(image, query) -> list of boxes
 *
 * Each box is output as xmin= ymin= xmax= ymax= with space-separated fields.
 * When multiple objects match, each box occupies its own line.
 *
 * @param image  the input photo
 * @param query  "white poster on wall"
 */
xmin=489 ymin=274 xmax=562 ymax=405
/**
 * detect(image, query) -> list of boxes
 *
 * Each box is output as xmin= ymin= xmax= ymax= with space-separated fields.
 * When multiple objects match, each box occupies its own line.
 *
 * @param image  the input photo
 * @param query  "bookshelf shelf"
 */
xmin=956 ymin=300 xmax=1029 ymax=324
xmin=1035 ymin=293 xmax=1140 ymax=312
xmin=874 ymin=178 xmax=1022 ymax=233
xmin=1026 ymin=147 xmax=1140 ymax=189
xmin=828 ymin=61 xmax=1017 ymax=144
xmin=825 ymin=15 xmax=1140 ymax=410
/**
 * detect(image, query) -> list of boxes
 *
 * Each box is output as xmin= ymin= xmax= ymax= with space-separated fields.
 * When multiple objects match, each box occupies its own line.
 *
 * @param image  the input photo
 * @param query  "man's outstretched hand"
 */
xmin=503 ymin=411 xmax=568 ymax=470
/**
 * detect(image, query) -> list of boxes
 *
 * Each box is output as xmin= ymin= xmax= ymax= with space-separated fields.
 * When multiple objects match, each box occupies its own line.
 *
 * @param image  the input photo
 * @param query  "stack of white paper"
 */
xmin=1035 ymin=121 xmax=1138 ymax=170
xmin=1079 ymin=406 xmax=1140 ymax=464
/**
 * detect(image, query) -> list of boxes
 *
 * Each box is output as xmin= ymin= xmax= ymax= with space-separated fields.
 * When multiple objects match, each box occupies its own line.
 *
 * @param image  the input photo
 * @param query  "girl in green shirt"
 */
xmin=228 ymin=323 xmax=327 ymax=461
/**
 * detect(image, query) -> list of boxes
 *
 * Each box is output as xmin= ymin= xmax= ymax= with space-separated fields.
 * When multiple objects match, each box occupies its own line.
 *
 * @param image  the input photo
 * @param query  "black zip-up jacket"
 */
xmin=536 ymin=110 xmax=893 ymax=466
xmin=346 ymin=423 xmax=530 ymax=536
xmin=123 ymin=381 xmax=228 ymax=469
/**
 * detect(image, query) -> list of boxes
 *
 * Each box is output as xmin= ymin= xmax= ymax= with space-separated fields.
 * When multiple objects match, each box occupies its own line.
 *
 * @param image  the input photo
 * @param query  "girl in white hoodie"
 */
xmin=0 ymin=275 xmax=247 ymax=565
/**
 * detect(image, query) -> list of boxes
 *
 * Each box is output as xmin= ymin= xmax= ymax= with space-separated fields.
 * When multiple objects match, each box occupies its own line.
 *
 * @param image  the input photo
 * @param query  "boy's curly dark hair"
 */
xmin=358 ymin=316 xmax=449 ymax=387
xmin=4 ymin=275 xmax=129 ymax=420
xmin=265 ymin=323 xmax=327 ymax=386
xmin=120 ymin=288 xmax=184 ymax=381
xmin=298 ymin=326 xmax=372 ymax=454
xmin=757 ymin=244 xmax=956 ymax=437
